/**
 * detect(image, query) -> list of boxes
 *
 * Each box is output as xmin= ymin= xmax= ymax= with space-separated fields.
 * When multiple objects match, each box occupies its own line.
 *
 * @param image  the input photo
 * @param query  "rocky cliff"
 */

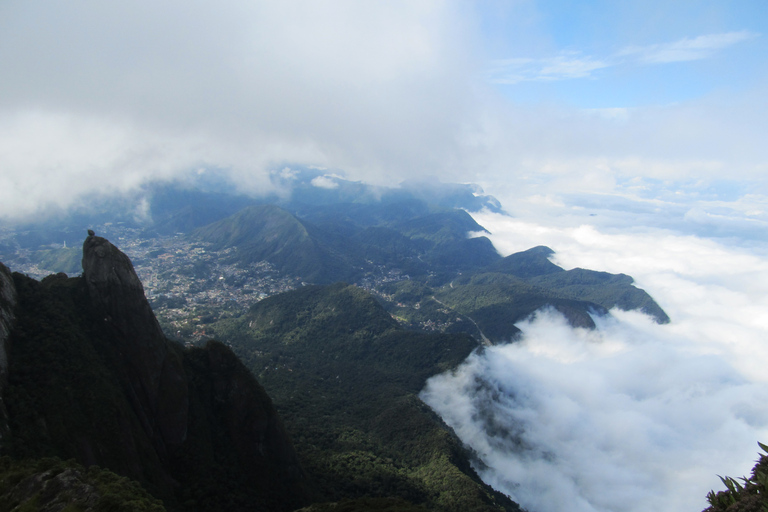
xmin=82 ymin=233 xmax=190 ymax=457
xmin=1 ymin=233 xmax=307 ymax=511
xmin=0 ymin=262 xmax=16 ymax=442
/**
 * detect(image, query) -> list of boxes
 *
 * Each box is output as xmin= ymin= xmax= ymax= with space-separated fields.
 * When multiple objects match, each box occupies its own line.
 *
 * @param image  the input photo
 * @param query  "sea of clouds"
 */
xmin=421 ymin=210 xmax=768 ymax=512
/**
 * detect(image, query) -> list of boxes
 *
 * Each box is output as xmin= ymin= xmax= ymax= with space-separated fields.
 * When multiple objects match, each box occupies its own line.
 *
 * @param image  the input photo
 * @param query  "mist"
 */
xmin=421 ymin=211 xmax=768 ymax=512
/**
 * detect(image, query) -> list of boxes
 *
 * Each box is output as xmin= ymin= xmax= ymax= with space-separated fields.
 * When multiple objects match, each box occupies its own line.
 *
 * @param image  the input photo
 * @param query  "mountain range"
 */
xmin=0 ymin=175 xmax=681 ymax=511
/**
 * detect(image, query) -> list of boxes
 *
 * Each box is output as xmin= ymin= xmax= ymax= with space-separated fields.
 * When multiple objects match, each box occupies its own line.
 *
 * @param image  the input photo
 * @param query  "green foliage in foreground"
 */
xmin=0 ymin=456 xmax=166 ymax=512
xmin=704 ymin=442 xmax=768 ymax=512
xmin=209 ymin=283 xmax=519 ymax=512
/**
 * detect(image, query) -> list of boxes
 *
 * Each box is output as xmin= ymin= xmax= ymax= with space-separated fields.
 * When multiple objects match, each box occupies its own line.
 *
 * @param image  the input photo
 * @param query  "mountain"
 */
xmin=0 ymin=174 xmax=504 ymax=279
xmin=0 ymin=181 xmax=675 ymax=510
xmin=1 ymin=234 xmax=307 ymax=511
xmin=375 ymin=244 xmax=668 ymax=343
xmin=193 ymin=202 xmax=501 ymax=285
xmin=485 ymin=245 xmax=564 ymax=278
xmin=209 ymin=282 xmax=520 ymax=512
xmin=193 ymin=204 xmax=356 ymax=283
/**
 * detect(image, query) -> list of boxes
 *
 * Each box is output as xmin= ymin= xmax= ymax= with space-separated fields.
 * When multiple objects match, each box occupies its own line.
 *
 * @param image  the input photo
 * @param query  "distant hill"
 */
xmin=485 ymin=245 xmax=563 ymax=278
xmin=193 ymin=202 xmax=501 ymax=285
xmin=189 ymin=194 xmax=667 ymax=343
xmin=193 ymin=204 xmax=353 ymax=283
xmin=377 ymin=244 xmax=669 ymax=343
xmin=0 ymin=173 xmax=503 ymax=270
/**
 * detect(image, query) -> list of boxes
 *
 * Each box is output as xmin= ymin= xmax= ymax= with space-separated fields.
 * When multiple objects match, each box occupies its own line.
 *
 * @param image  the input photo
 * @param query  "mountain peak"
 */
xmin=81 ymin=233 xmax=164 ymax=340
xmin=81 ymin=233 xmax=186 ymax=452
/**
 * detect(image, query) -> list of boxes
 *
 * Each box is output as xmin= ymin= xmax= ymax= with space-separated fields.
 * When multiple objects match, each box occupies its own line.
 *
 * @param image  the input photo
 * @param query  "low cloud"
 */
xmin=421 ymin=307 xmax=768 ymax=512
xmin=311 ymin=175 xmax=341 ymax=189
xmin=425 ymin=211 xmax=768 ymax=511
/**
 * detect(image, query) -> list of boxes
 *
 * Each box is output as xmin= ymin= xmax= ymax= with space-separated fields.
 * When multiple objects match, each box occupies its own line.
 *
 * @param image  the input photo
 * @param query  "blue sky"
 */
xmin=479 ymin=0 xmax=767 ymax=108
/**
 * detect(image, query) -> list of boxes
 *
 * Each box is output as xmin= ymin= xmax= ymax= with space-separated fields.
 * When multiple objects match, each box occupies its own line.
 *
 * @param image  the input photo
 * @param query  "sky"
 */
xmin=1 ymin=0 xmax=766 ymax=227
xmin=2 ymin=1 xmax=768 ymax=511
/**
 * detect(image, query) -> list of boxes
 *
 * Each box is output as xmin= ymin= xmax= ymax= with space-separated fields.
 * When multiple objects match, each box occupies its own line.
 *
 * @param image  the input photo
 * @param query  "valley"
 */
xmin=0 ymin=176 xmax=675 ymax=511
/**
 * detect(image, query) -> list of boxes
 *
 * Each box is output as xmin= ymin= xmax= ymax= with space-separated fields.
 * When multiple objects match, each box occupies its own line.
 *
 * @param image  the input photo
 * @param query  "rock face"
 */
xmin=82 ymin=234 xmax=189 ymax=452
xmin=0 ymin=262 xmax=16 ymax=384
xmin=1 ymin=234 xmax=307 ymax=510
xmin=0 ymin=262 xmax=16 ymax=440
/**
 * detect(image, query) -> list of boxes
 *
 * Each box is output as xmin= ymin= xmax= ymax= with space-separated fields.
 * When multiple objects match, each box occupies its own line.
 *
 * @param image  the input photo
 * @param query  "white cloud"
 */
xmin=422 ymin=308 xmax=768 ymax=512
xmin=0 ymin=3 xmax=765 ymax=226
xmin=489 ymin=53 xmax=609 ymax=84
xmin=310 ymin=175 xmax=340 ymax=189
xmin=424 ymin=211 xmax=768 ymax=512
xmin=488 ymin=31 xmax=758 ymax=84
xmin=619 ymin=31 xmax=759 ymax=64
xmin=0 ymin=0 xmax=476 ymax=219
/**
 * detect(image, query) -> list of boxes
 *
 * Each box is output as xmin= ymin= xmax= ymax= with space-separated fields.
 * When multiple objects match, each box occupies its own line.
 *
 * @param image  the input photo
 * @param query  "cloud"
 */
xmin=423 ymin=211 xmax=768 ymax=512
xmin=421 ymin=308 xmax=768 ymax=512
xmin=489 ymin=53 xmax=610 ymax=84
xmin=488 ymin=31 xmax=758 ymax=84
xmin=0 ymin=2 xmax=765 ymax=225
xmin=619 ymin=31 xmax=759 ymax=64
xmin=0 ymin=0 xmax=477 ymax=219
xmin=310 ymin=175 xmax=340 ymax=189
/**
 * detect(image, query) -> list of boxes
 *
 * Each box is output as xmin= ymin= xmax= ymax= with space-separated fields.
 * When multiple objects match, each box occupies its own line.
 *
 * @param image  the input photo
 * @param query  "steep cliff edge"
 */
xmin=82 ymin=233 xmax=190 ymax=455
xmin=1 ymin=234 xmax=306 ymax=511
xmin=0 ymin=262 xmax=16 ymax=442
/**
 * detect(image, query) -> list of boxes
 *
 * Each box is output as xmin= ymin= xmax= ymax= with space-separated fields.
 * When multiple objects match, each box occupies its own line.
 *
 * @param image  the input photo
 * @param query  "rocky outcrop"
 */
xmin=0 ymin=262 xmax=16 ymax=385
xmin=1 ymin=233 xmax=307 ymax=510
xmin=82 ymin=233 xmax=189 ymax=454
xmin=0 ymin=458 xmax=166 ymax=511
xmin=0 ymin=262 xmax=16 ymax=443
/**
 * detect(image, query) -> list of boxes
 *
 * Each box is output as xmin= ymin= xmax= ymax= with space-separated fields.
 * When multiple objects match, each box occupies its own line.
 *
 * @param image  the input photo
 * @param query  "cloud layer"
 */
xmin=0 ymin=1 xmax=478 ymax=218
xmin=1 ymin=2 xmax=766 ymax=224
xmin=420 ymin=211 xmax=768 ymax=512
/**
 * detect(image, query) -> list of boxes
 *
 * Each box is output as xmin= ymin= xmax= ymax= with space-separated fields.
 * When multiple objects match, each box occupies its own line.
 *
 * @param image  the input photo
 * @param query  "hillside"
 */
xmin=377 ymin=245 xmax=668 ymax=343
xmin=209 ymin=283 xmax=520 ymax=512
xmin=193 ymin=201 xmax=501 ymax=285
xmin=193 ymin=204 xmax=352 ymax=283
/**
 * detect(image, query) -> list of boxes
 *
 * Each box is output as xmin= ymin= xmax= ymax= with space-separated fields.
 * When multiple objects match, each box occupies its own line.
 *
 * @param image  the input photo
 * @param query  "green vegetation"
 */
xmin=0 ymin=457 xmax=166 ymax=512
xmin=704 ymin=442 xmax=768 ymax=512
xmin=528 ymin=267 xmax=669 ymax=322
xmin=194 ymin=204 xmax=354 ymax=283
xmin=193 ymin=202 xmax=502 ymax=286
xmin=208 ymin=283 xmax=519 ymax=512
